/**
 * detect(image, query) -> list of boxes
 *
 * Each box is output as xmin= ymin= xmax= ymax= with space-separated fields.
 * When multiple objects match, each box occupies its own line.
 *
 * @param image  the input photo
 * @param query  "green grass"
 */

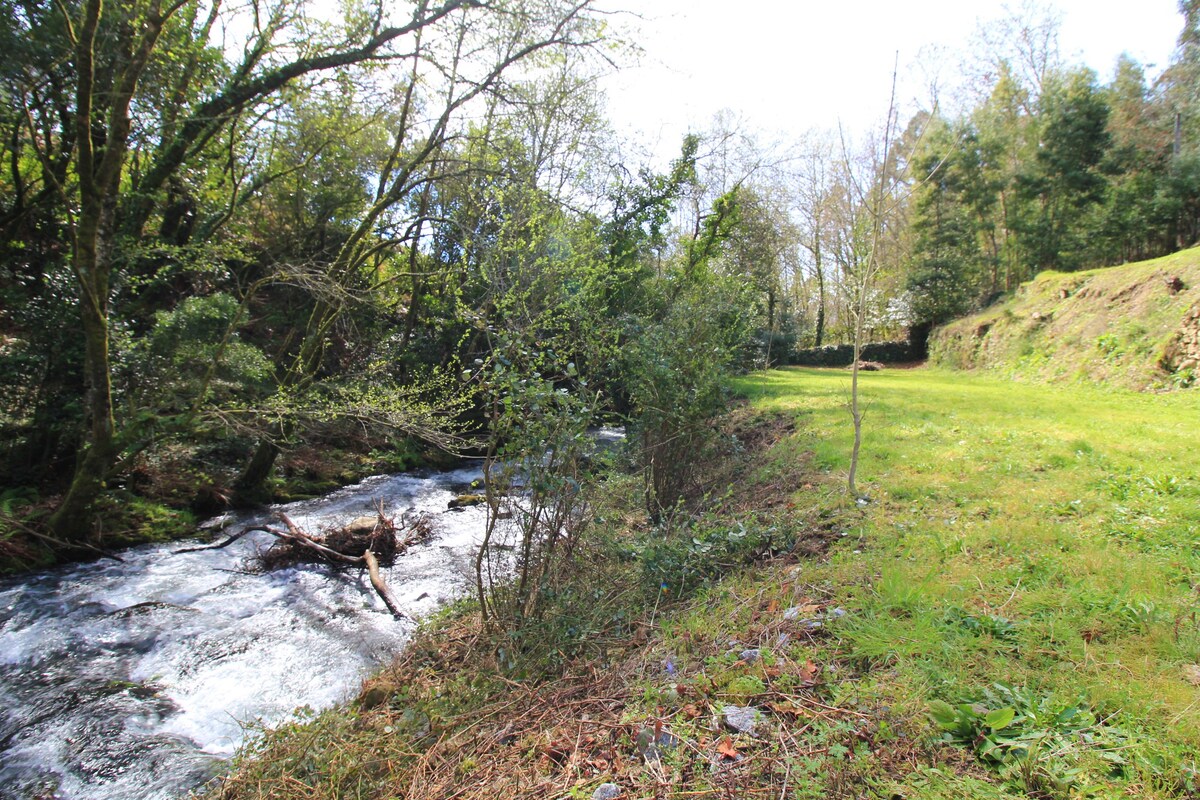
xmin=727 ymin=365 xmax=1200 ymax=797
xmin=930 ymin=246 xmax=1200 ymax=390
xmin=216 ymin=365 xmax=1199 ymax=800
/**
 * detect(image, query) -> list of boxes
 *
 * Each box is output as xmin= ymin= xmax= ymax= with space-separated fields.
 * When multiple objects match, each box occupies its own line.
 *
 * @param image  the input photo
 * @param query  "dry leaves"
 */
xmin=716 ymin=736 xmax=740 ymax=759
xmin=767 ymin=700 xmax=811 ymax=719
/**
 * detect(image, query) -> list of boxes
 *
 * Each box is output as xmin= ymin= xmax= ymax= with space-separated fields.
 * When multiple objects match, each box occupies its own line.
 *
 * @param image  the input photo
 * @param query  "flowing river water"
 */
xmin=0 ymin=462 xmax=503 ymax=800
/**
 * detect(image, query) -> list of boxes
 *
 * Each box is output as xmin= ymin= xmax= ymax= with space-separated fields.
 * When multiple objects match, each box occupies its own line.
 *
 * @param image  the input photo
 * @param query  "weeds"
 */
xmin=943 ymin=608 xmax=1019 ymax=641
xmin=213 ymin=365 xmax=1200 ymax=800
xmin=1176 ymin=368 xmax=1197 ymax=388
xmin=633 ymin=516 xmax=787 ymax=599
xmin=930 ymin=684 xmax=1131 ymax=797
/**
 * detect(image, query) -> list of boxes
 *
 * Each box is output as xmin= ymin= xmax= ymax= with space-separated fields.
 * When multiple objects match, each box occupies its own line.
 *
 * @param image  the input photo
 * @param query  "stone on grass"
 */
xmin=722 ymin=705 xmax=760 ymax=735
xmin=592 ymin=783 xmax=622 ymax=800
xmin=358 ymin=685 xmax=390 ymax=710
xmin=1183 ymin=664 xmax=1200 ymax=686
xmin=738 ymin=648 xmax=760 ymax=663
xmin=782 ymin=605 xmax=823 ymax=631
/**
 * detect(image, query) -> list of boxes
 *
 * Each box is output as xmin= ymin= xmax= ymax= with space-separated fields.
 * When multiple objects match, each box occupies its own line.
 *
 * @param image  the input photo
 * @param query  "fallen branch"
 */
xmin=177 ymin=508 xmax=435 ymax=621
xmin=173 ymin=528 xmax=252 ymax=554
xmin=3 ymin=515 xmax=126 ymax=562
xmin=174 ymin=516 xmax=354 ymax=560
xmin=364 ymin=548 xmax=408 ymax=620
xmin=273 ymin=513 xmax=364 ymax=564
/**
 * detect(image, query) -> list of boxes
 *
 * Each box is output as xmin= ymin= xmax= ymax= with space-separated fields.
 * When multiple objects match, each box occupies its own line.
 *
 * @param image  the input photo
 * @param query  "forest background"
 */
xmin=1 ymin=0 xmax=1199 ymax=566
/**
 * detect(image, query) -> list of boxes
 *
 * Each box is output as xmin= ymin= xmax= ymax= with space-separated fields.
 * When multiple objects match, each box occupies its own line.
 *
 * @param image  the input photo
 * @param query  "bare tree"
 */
xmin=841 ymin=62 xmax=904 ymax=500
xmin=967 ymin=0 xmax=1063 ymax=114
xmin=792 ymin=132 xmax=839 ymax=347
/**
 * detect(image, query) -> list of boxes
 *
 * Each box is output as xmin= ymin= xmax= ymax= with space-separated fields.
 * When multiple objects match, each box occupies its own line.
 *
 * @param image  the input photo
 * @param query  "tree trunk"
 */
xmin=233 ymin=438 xmax=281 ymax=504
xmin=48 ymin=178 xmax=118 ymax=541
xmin=814 ymin=260 xmax=826 ymax=347
xmin=47 ymin=295 xmax=118 ymax=539
xmin=47 ymin=0 xmax=168 ymax=541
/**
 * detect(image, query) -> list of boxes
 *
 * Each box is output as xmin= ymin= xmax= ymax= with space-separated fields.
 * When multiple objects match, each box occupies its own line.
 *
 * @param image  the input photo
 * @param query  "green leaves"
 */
xmin=927 ymin=700 xmax=959 ymax=728
xmin=635 ymin=517 xmax=782 ymax=599
xmin=623 ymin=271 xmax=758 ymax=519
xmin=928 ymin=684 xmax=1131 ymax=795
xmin=983 ymin=706 xmax=1016 ymax=731
xmin=927 ymin=699 xmax=1015 ymax=741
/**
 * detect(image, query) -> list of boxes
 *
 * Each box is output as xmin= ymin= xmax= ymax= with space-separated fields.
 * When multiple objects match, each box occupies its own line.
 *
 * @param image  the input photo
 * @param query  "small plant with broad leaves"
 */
xmin=942 ymin=607 xmax=1018 ymax=641
xmin=1169 ymin=366 xmax=1196 ymax=389
xmin=929 ymin=683 xmax=1131 ymax=797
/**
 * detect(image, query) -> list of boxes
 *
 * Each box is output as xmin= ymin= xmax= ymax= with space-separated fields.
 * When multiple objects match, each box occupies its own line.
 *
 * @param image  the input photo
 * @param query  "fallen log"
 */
xmin=178 ymin=507 xmax=435 ymax=621
xmin=363 ymin=548 xmax=407 ymax=620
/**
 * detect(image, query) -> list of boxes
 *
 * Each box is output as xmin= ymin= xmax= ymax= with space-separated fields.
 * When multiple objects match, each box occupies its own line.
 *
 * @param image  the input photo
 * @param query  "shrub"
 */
xmin=623 ymin=276 xmax=756 ymax=521
xmin=475 ymin=344 xmax=602 ymax=639
xmin=635 ymin=517 xmax=783 ymax=599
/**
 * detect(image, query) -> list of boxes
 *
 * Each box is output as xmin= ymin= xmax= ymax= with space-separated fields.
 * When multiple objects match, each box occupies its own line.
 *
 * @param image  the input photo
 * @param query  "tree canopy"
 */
xmin=1 ymin=0 xmax=1198 ymax=558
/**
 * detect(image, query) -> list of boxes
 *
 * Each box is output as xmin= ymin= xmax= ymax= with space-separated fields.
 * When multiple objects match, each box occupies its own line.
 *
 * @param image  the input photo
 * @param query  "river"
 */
xmin=0 ymin=464 xmax=494 ymax=800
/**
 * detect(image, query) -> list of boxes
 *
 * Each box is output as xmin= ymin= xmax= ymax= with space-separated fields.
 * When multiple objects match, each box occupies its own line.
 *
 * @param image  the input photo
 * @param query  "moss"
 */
xmin=95 ymin=494 xmax=197 ymax=547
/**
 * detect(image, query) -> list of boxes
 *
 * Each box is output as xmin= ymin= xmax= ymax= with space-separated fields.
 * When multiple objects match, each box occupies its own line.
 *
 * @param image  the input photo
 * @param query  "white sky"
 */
xmin=597 ymin=0 xmax=1185 ymax=165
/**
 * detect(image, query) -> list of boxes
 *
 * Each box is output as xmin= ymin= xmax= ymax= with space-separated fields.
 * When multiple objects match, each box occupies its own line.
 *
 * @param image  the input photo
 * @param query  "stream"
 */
xmin=0 ymin=463 xmax=497 ymax=800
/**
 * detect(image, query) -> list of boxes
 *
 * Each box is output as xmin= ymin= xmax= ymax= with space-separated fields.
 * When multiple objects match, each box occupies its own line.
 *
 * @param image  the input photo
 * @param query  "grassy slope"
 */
xmin=215 ymin=367 xmax=1200 ymax=800
xmin=733 ymin=367 xmax=1200 ymax=797
xmin=930 ymin=247 xmax=1200 ymax=390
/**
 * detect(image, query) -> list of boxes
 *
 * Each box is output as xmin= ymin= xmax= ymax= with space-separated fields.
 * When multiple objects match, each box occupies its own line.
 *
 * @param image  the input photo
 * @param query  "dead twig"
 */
xmin=173 ymin=528 xmax=253 ymax=554
xmin=364 ymin=548 xmax=408 ymax=620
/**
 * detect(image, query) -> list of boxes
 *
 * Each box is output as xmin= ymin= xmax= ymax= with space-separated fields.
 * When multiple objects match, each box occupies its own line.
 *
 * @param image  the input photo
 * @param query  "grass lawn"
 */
xmin=723 ymin=365 xmax=1200 ymax=797
xmin=216 ymin=365 xmax=1199 ymax=800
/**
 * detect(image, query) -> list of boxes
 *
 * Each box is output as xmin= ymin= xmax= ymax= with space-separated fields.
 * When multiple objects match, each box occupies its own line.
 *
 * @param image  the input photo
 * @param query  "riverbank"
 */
xmin=0 ymin=436 xmax=460 ymax=575
xmin=208 ymin=366 xmax=1200 ymax=800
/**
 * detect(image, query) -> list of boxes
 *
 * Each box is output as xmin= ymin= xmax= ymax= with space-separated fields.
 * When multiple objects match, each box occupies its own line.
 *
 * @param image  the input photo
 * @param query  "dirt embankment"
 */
xmin=930 ymin=247 xmax=1200 ymax=390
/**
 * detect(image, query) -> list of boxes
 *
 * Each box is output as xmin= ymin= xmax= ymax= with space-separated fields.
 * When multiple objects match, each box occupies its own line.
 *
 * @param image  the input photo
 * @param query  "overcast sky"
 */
xmin=596 ymin=0 xmax=1185 ymax=164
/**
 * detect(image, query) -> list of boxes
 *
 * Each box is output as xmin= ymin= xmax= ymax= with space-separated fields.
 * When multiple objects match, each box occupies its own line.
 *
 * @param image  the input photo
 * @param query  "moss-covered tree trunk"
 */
xmin=48 ymin=0 xmax=164 ymax=541
xmin=48 ymin=207 xmax=118 ymax=540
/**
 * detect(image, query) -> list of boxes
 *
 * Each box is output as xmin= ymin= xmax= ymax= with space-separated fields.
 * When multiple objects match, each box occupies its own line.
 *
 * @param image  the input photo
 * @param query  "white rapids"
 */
xmin=0 ymin=465 xmax=490 ymax=800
